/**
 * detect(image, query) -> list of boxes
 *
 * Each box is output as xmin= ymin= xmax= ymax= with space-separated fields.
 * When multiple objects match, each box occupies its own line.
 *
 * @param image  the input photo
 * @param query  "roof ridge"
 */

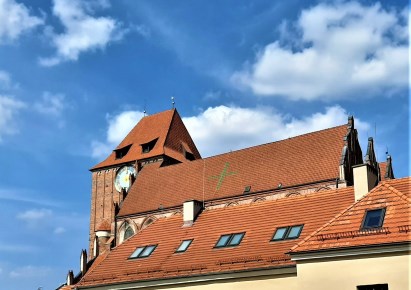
xmin=162 ymin=109 xmax=177 ymax=155
xmin=289 ymin=191 xmax=358 ymax=252
xmin=201 ymin=124 xmax=347 ymax=160
xmin=381 ymin=181 xmax=410 ymax=203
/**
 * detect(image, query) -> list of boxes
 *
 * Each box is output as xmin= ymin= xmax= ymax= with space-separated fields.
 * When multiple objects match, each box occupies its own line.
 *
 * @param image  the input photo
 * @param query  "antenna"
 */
xmin=171 ymin=96 xmax=175 ymax=109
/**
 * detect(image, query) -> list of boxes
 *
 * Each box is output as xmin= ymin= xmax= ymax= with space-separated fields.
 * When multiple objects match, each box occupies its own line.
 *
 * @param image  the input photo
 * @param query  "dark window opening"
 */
xmin=175 ymin=239 xmax=193 ymax=253
xmin=185 ymin=151 xmax=195 ymax=161
xmin=129 ymin=244 xmax=157 ymax=259
xmin=141 ymin=138 xmax=158 ymax=153
xmin=361 ymin=208 xmax=386 ymax=229
xmin=123 ymin=225 xmax=134 ymax=240
xmin=114 ymin=144 xmax=132 ymax=159
xmin=271 ymin=225 xmax=304 ymax=241
xmin=243 ymin=186 xmax=251 ymax=193
xmin=357 ymin=283 xmax=388 ymax=290
xmin=215 ymin=232 xmax=245 ymax=248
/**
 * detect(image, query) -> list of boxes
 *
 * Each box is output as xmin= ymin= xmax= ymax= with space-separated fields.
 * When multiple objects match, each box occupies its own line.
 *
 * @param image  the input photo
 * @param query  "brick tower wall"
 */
xmin=89 ymin=168 xmax=120 ymax=257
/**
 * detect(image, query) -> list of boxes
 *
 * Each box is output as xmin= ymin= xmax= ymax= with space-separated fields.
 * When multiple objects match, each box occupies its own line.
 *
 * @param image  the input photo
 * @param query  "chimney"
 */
xmin=66 ymin=270 xmax=74 ymax=285
xmin=183 ymin=200 xmax=203 ymax=227
xmin=353 ymin=163 xmax=378 ymax=201
xmin=80 ymin=249 xmax=87 ymax=276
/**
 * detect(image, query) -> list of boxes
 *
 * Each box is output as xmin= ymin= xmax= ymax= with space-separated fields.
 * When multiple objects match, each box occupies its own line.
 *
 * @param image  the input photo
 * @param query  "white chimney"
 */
xmin=353 ymin=164 xmax=378 ymax=201
xmin=80 ymin=249 xmax=87 ymax=276
xmin=183 ymin=200 xmax=203 ymax=227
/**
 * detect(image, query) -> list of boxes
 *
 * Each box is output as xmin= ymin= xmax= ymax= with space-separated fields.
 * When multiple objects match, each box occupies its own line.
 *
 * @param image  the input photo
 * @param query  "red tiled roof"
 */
xmin=77 ymin=187 xmax=355 ymax=287
xmin=119 ymin=125 xmax=347 ymax=216
xmin=91 ymin=110 xmax=200 ymax=170
xmin=290 ymin=177 xmax=411 ymax=254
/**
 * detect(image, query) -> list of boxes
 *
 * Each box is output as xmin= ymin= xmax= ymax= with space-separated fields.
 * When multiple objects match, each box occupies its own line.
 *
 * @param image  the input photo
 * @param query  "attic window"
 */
xmin=129 ymin=245 xmax=157 ymax=259
xmin=361 ymin=208 xmax=386 ymax=229
xmin=215 ymin=232 xmax=245 ymax=248
xmin=271 ymin=225 xmax=304 ymax=241
xmin=114 ymin=144 xmax=132 ymax=159
xmin=243 ymin=186 xmax=251 ymax=193
xmin=175 ymin=239 xmax=193 ymax=253
xmin=185 ymin=151 xmax=195 ymax=161
xmin=141 ymin=138 xmax=158 ymax=153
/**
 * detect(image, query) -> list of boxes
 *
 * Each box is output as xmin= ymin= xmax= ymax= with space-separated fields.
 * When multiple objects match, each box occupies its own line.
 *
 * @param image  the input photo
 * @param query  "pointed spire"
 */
xmin=385 ymin=155 xmax=395 ymax=180
xmin=365 ymin=137 xmax=378 ymax=170
xmin=66 ymin=270 xmax=74 ymax=285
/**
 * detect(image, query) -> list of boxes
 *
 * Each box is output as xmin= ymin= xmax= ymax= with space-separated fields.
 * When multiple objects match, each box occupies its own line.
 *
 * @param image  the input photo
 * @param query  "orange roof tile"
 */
xmin=77 ymin=187 xmax=355 ymax=287
xmin=91 ymin=110 xmax=200 ymax=170
xmin=290 ymin=177 xmax=411 ymax=254
xmin=119 ymin=125 xmax=347 ymax=216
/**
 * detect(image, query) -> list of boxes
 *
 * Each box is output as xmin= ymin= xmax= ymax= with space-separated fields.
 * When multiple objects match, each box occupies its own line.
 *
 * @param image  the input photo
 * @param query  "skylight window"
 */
xmin=175 ymin=239 xmax=193 ymax=253
xmin=215 ymin=233 xmax=245 ymax=248
xmin=271 ymin=225 xmax=304 ymax=241
xmin=129 ymin=245 xmax=157 ymax=259
xmin=361 ymin=208 xmax=386 ymax=229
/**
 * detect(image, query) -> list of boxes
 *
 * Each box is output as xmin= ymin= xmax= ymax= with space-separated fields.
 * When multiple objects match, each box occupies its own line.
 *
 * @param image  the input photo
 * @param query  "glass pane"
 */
xmin=129 ymin=247 xmax=144 ymax=258
xmin=124 ymin=226 xmax=134 ymax=240
xmin=228 ymin=233 xmax=244 ymax=246
xmin=364 ymin=209 xmax=384 ymax=228
xmin=176 ymin=240 xmax=192 ymax=252
xmin=287 ymin=225 xmax=303 ymax=238
xmin=273 ymin=227 xmax=288 ymax=240
xmin=216 ymin=235 xmax=231 ymax=247
xmin=140 ymin=245 xmax=156 ymax=257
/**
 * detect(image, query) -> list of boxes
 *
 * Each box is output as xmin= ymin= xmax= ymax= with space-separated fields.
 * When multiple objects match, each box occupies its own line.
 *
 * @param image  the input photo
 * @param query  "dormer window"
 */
xmin=141 ymin=138 xmax=158 ymax=154
xmin=114 ymin=144 xmax=132 ymax=159
xmin=361 ymin=208 xmax=386 ymax=229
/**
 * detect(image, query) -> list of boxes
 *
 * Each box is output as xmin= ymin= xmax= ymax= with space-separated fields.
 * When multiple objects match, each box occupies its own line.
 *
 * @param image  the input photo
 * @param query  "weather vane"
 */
xmin=171 ymin=96 xmax=175 ymax=109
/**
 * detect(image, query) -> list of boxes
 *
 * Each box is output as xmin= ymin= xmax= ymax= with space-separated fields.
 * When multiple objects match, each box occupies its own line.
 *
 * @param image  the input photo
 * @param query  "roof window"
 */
xmin=215 ymin=232 xmax=245 ymax=248
xmin=114 ymin=144 xmax=132 ymax=159
xmin=175 ymin=239 xmax=193 ymax=253
xmin=271 ymin=225 xmax=304 ymax=241
xmin=361 ymin=208 xmax=386 ymax=229
xmin=129 ymin=244 xmax=157 ymax=259
xmin=141 ymin=138 xmax=158 ymax=154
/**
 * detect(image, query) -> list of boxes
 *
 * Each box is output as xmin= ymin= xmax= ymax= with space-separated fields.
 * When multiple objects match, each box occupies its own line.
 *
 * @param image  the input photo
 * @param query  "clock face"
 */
xmin=114 ymin=166 xmax=137 ymax=192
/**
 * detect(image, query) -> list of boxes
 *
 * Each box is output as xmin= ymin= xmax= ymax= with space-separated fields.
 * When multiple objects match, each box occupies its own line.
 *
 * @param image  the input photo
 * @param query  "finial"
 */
xmin=171 ymin=96 xmax=175 ymax=109
xmin=143 ymin=100 xmax=147 ymax=116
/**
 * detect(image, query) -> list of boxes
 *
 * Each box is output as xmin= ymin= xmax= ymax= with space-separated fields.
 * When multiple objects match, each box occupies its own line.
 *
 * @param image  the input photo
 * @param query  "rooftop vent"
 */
xmin=183 ymin=200 xmax=203 ymax=227
xmin=243 ymin=186 xmax=251 ymax=194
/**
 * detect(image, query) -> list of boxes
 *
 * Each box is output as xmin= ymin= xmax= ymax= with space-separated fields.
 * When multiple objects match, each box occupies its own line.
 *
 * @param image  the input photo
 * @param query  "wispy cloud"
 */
xmin=0 ymin=188 xmax=61 ymax=207
xmin=17 ymin=208 xmax=52 ymax=221
xmin=0 ymin=0 xmax=44 ymax=43
xmin=33 ymin=92 xmax=66 ymax=117
xmin=0 ymin=243 xmax=38 ymax=253
xmin=9 ymin=265 xmax=51 ymax=278
xmin=0 ymin=95 xmax=26 ymax=141
xmin=232 ymin=2 xmax=407 ymax=100
xmin=39 ymin=0 xmax=126 ymax=66
xmin=54 ymin=226 xmax=66 ymax=234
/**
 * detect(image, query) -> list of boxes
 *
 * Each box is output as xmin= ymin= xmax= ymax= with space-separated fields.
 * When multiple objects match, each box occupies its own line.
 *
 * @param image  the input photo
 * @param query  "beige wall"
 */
xmin=297 ymin=253 xmax=410 ymax=290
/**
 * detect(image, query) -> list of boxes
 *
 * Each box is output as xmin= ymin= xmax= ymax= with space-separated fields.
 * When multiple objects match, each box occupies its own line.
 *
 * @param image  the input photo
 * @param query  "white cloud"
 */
xmin=9 ymin=265 xmax=51 ymax=278
xmin=17 ymin=208 xmax=52 ymax=221
xmin=39 ymin=0 xmax=125 ymax=66
xmin=33 ymin=92 xmax=66 ymax=117
xmin=0 ymin=0 xmax=43 ymax=43
xmin=0 ymin=95 xmax=26 ymax=141
xmin=182 ymin=105 xmax=369 ymax=157
xmin=91 ymin=110 xmax=144 ymax=159
xmin=0 ymin=71 xmax=11 ymax=88
xmin=232 ymin=2 xmax=408 ymax=100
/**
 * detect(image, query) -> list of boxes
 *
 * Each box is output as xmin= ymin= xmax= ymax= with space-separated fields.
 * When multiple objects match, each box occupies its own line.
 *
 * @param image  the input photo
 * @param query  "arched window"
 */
xmin=123 ymin=225 xmax=134 ymax=240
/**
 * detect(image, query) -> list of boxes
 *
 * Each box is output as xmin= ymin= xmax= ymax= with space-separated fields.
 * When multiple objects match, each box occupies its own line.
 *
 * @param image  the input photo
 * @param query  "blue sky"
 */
xmin=0 ymin=0 xmax=408 ymax=289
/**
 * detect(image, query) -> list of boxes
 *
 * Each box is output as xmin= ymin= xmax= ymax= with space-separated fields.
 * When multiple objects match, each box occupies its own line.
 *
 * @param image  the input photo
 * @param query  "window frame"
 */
xmin=214 ymin=232 xmax=245 ymax=248
xmin=271 ymin=224 xmax=304 ymax=241
xmin=175 ymin=239 xmax=193 ymax=253
xmin=361 ymin=208 xmax=386 ymax=230
xmin=128 ymin=244 xmax=157 ymax=259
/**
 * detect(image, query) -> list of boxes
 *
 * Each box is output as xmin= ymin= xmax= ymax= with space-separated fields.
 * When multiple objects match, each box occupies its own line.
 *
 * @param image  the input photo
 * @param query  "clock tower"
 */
xmin=88 ymin=109 xmax=201 ymax=257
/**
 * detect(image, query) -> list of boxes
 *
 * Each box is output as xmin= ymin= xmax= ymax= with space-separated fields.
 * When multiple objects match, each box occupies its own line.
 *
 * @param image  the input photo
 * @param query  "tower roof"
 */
xmin=91 ymin=109 xmax=201 ymax=170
